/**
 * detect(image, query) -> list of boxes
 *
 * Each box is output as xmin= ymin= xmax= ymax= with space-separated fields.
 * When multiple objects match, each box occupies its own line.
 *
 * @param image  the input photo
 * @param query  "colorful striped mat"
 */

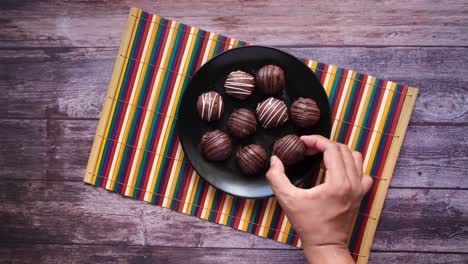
xmin=84 ymin=7 xmax=418 ymax=263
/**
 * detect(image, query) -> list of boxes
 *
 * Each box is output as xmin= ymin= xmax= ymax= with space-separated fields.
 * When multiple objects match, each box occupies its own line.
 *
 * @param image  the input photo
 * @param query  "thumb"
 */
xmin=266 ymin=156 xmax=295 ymax=196
xmin=361 ymin=175 xmax=374 ymax=195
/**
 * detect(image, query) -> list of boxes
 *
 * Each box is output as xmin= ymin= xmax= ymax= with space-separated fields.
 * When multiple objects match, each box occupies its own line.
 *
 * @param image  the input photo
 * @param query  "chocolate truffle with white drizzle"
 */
xmin=200 ymin=130 xmax=232 ymax=161
xmin=256 ymin=97 xmax=289 ymax=129
xmin=227 ymin=108 xmax=257 ymax=138
xmin=290 ymin=97 xmax=321 ymax=128
xmin=196 ymin=91 xmax=224 ymax=122
xmin=272 ymin=134 xmax=305 ymax=165
xmin=256 ymin=65 xmax=285 ymax=95
xmin=224 ymin=70 xmax=255 ymax=100
xmin=236 ymin=144 xmax=268 ymax=175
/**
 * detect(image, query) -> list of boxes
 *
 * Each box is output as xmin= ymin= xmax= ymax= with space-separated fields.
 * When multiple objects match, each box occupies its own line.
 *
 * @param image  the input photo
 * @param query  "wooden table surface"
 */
xmin=1 ymin=1 xmax=467 ymax=263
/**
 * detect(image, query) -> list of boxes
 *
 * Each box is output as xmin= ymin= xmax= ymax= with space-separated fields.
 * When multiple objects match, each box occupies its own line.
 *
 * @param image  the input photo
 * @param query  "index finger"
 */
xmin=300 ymin=135 xmax=334 ymax=155
xmin=301 ymin=135 xmax=349 ymax=186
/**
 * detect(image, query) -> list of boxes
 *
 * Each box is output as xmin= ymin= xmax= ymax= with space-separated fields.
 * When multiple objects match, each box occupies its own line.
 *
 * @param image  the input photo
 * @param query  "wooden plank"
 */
xmin=393 ymin=123 xmax=468 ymax=188
xmin=1 ymin=120 xmax=466 ymax=188
xmin=1 ymin=180 xmax=467 ymax=252
xmin=0 ymin=245 xmax=305 ymax=264
xmin=0 ymin=180 xmax=289 ymax=249
xmin=374 ymin=189 xmax=468 ymax=252
xmin=1 ymin=0 xmax=467 ymax=47
xmin=370 ymin=252 xmax=468 ymax=263
xmin=1 ymin=47 xmax=467 ymax=123
xmin=1 ymin=244 xmax=467 ymax=264
xmin=0 ymin=120 xmax=95 ymax=181
xmin=0 ymin=47 xmax=115 ymax=119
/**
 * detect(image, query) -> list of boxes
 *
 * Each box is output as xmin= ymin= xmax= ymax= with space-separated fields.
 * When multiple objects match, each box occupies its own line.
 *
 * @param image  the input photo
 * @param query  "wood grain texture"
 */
xmin=375 ymin=189 xmax=468 ymax=252
xmin=1 ymin=180 xmax=467 ymax=252
xmin=1 ymin=47 xmax=467 ymax=122
xmin=0 ymin=120 xmax=95 ymax=181
xmin=1 ymin=245 xmax=304 ymax=264
xmin=1 ymin=1 xmax=467 ymax=263
xmin=370 ymin=252 xmax=468 ymax=264
xmin=1 ymin=120 xmax=467 ymax=188
xmin=1 ymin=0 xmax=467 ymax=47
xmin=0 ymin=180 xmax=291 ymax=249
xmin=1 ymin=244 xmax=468 ymax=264
xmin=0 ymin=48 xmax=113 ymax=119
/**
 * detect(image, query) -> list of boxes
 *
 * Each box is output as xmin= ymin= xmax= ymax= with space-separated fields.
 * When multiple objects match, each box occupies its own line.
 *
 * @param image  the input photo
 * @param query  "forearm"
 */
xmin=303 ymin=244 xmax=354 ymax=264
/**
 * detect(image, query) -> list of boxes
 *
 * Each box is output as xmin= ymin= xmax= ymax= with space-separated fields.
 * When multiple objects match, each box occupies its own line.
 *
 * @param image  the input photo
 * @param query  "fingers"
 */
xmin=352 ymin=151 xmax=363 ymax=177
xmin=301 ymin=135 xmax=367 ymax=196
xmin=361 ymin=175 xmax=373 ymax=195
xmin=301 ymin=135 xmax=349 ymax=186
xmin=301 ymin=135 xmax=334 ymax=156
xmin=322 ymin=143 xmax=348 ymax=186
xmin=266 ymin=156 xmax=296 ymax=197
xmin=339 ymin=144 xmax=360 ymax=189
xmin=338 ymin=144 xmax=360 ymax=182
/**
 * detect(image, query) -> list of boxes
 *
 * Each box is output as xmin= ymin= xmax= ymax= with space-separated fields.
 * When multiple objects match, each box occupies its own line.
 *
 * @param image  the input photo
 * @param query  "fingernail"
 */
xmin=270 ymin=156 xmax=277 ymax=166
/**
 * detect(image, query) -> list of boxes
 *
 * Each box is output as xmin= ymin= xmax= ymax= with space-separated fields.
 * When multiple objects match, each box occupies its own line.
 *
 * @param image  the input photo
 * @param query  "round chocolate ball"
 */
xmin=290 ymin=98 xmax=321 ymax=128
xmin=224 ymin=70 xmax=255 ymax=100
xmin=256 ymin=65 xmax=285 ymax=95
xmin=197 ymin=91 xmax=224 ymax=122
xmin=200 ymin=130 xmax=232 ymax=161
xmin=236 ymin=144 xmax=268 ymax=175
xmin=227 ymin=108 xmax=257 ymax=138
xmin=256 ymin=97 xmax=288 ymax=129
xmin=272 ymin=135 xmax=305 ymax=165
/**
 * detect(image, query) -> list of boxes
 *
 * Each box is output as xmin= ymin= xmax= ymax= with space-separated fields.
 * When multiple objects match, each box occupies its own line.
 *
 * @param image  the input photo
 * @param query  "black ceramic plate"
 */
xmin=178 ymin=46 xmax=331 ymax=199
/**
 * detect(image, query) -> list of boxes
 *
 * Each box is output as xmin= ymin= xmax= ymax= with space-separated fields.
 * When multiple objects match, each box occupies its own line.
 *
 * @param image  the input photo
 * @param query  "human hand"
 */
xmin=266 ymin=135 xmax=373 ymax=264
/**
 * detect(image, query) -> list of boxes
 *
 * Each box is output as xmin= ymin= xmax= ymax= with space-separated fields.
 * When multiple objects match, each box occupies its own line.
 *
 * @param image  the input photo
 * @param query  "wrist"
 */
xmin=303 ymin=244 xmax=354 ymax=264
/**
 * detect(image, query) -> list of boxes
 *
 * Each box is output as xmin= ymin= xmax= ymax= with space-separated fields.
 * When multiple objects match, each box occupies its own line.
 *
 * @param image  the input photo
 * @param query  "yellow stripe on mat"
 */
xmin=221 ymin=195 xmax=234 ymax=225
xmin=363 ymin=81 xmax=391 ymax=173
xmin=88 ymin=8 xmax=140 ymax=185
xmin=356 ymin=87 xmax=418 ymax=264
xmin=349 ymin=76 xmax=375 ymax=151
xmin=241 ymin=199 xmax=255 ymax=231
xmin=182 ymin=170 xmax=198 ymax=214
xmin=261 ymin=198 xmax=278 ymax=237
xmin=143 ymin=21 xmax=180 ymax=202
xmin=124 ymin=16 xmax=162 ymax=196
xmin=108 ymin=14 xmax=157 ymax=191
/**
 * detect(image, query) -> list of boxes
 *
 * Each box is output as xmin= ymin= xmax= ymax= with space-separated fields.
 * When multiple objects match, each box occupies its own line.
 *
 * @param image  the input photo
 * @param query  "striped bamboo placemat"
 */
xmin=84 ymin=7 xmax=418 ymax=263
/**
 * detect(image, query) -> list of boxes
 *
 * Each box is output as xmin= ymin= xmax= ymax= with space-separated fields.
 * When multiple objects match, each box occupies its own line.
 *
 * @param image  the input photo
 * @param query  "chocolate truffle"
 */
xmin=200 ymin=130 xmax=232 ymax=161
xmin=256 ymin=97 xmax=289 ymax=129
xmin=272 ymin=135 xmax=305 ymax=165
xmin=224 ymin=70 xmax=255 ymax=100
xmin=256 ymin=65 xmax=285 ymax=95
xmin=197 ymin=91 xmax=224 ymax=122
xmin=227 ymin=108 xmax=257 ymax=138
xmin=236 ymin=144 xmax=268 ymax=175
xmin=290 ymin=98 xmax=321 ymax=128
